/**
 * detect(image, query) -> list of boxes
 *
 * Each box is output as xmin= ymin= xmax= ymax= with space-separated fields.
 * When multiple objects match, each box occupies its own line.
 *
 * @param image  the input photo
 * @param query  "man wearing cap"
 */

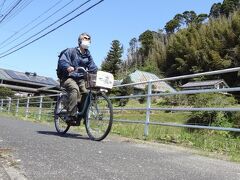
xmin=57 ymin=33 xmax=98 ymax=122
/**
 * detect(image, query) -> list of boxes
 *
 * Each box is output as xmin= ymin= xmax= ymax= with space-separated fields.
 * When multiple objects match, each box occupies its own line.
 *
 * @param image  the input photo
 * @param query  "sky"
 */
xmin=0 ymin=0 xmax=223 ymax=80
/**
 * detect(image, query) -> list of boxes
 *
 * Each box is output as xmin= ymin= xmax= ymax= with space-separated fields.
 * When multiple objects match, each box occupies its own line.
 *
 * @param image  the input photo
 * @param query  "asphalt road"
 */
xmin=0 ymin=117 xmax=240 ymax=180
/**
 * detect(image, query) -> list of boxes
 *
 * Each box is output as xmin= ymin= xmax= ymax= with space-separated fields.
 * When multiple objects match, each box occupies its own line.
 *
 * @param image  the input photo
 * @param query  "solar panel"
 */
xmin=5 ymin=70 xmax=58 ymax=86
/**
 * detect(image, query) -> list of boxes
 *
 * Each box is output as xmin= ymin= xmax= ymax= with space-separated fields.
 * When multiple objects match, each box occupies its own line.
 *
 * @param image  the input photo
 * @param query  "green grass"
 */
xmin=111 ymin=99 xmax=240 ymax=162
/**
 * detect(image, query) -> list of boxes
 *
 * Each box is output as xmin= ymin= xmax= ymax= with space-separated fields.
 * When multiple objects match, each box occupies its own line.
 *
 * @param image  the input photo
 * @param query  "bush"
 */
xmin=0 ymin=87 xmax=14 ymax=99
xmin=118 ymin=76 xmax=134 ymax=106
xmin=156 ymin=95 xmax=190 ymax=106
xmin=187 ymin=93 xmax=237 ymax=128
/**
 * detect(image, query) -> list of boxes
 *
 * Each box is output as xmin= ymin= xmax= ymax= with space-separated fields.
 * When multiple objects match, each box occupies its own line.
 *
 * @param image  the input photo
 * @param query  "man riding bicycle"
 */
xmin=57 ymin=33 xmax=98 ymax=123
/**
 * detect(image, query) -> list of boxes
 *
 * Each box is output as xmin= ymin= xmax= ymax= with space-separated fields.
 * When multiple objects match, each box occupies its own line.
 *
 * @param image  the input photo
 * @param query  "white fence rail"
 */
xmin=0 ymin=67 xmax=240 ymax=136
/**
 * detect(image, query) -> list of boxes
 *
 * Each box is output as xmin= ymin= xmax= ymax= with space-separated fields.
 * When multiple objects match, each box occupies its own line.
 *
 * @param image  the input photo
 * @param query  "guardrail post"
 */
xmin=7 ymin=97 xmax=11 ymax=114
xmin=25 ymin=97 xmax=30 ymax=118
xmin=38 ymin=96 xmax=43 ymax=120
xmin=0 ymin=99 xmax=3 ymax=112
xmin=16 ymin=98 xmax=19 ymax=116
xmin=144 ymin=81 xmax=152 ymax=136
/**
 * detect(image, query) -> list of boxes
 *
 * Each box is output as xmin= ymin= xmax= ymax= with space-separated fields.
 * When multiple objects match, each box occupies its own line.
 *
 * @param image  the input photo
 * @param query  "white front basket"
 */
xmin=95 ymin=71 xmax=114 ymax=89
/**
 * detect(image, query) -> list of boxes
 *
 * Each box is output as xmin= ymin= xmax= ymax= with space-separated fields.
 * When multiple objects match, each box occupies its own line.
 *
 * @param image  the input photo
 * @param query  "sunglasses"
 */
xmin=83 ymin=36 xmax=90 ymax=40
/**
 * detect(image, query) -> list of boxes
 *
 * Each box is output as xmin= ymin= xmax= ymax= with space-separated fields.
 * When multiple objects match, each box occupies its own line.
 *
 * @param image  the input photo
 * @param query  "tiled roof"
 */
xmin=180 ymin=79 xmax=229 ymax=88
xmin=129 ymin=70 xmax=175 ymax=92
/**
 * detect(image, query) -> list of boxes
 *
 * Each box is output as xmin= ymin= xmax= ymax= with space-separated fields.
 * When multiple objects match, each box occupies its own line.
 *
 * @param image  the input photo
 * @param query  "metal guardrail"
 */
xmin=0 ymin=67 xmax=240 ymax=136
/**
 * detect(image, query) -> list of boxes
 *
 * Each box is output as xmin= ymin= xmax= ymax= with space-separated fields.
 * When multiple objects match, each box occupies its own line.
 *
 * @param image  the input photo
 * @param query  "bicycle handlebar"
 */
xmin=68 ymin=67 xmax=87 ymax=78
xmin=74 ymin=67 xmax=87 ymax=73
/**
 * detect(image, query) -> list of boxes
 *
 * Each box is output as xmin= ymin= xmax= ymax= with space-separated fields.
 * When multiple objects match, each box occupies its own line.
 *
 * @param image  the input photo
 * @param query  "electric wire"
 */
xmin=0 ymin=0 xmax=23 ymax=23
xmin=0 ymin=0 xmax=18 ymax=16
xmin=0 ymin=0 xmax=64 ymax=48
xmin=0 ymin=0 xmax=71 ymax=49
xmin=0 ymin=0 xmax=7 ymax=14
xmin=1 ymin=0 xmax=33 ymax=25
xmin=0 ymin=0 xmax=91 ymax=55
xmin=0 ymin=0 xmax=104 ymax=59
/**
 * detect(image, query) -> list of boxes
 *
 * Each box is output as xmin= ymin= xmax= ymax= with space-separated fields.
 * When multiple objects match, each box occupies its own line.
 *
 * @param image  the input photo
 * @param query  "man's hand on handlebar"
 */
xmin=68 ymin=66 xmax=88 ymax=79
xmin=67 ymin=66 xmax=75 ymax=73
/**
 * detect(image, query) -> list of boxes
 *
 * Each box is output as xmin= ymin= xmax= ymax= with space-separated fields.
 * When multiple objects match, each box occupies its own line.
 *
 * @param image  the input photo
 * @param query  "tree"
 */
xmin=139 ymin=30 xmax=154 ymax=58
xmin=182 ymin=11 xmax=197 ymax=26
xmin=221 ymin=0 xmax=240 ymax=17
xmin=101 ymin=40 xmax=123 ymax=77
xmin=164 ymin=18 xmax=181 ymax=34
xmin=147 ymin=31 xmax=168 ymax=76
xmin=128 ymin=37 xmax=139 ymax=68
xmin=209 ymin=3 xmax=222 ymax=18
xmin=119 ymin=76 xmax=134 ymax=106
xmin=0 ymin=87 xmax=14 ymax=99
xmin=164 ymin=11 xmax=206 ymax=34
xmin=194 ymin=14 xmax=208 ymax=25
xmin=165 ymin=11 xmax=240 ymax=88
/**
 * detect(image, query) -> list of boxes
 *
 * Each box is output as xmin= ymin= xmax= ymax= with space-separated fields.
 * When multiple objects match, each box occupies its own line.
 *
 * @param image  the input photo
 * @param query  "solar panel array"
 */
xmin=5 ymin=69 xmax=58 ymax=86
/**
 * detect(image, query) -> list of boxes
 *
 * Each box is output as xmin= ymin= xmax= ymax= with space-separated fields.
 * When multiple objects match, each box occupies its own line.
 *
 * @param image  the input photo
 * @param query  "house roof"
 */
xmin=0 ymin=68 xmax=59 ymax=87
xmin=129 ymin=70 xmax=176 ymax=92
xmin=180 ymin=79 xmax=229 ymax=88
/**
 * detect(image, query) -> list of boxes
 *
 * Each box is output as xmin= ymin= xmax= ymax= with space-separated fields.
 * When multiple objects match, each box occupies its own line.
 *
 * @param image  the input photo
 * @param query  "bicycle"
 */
xmin=54 ymin=68 xmax=114 ymax=141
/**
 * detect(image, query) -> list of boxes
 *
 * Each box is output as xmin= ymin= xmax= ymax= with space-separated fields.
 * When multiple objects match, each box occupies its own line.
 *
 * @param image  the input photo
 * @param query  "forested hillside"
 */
xmin=101 ymin=0 xmax=240 ymax=87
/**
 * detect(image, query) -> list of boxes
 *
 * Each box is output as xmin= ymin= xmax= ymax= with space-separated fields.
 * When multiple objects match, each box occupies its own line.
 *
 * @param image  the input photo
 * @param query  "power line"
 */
xmin=0 ymin=0 xmax=18 ymax=16
xmin=0 ymin=0 xmax=91 ymax=55
xmin=0 ymin=0 xmax=71 ymax=48
xmin=0 ymin=0 xmax=34 ymax=25
xmin=0 ymin=0 xmax=23 ymax=23
xmin=0 ymin=0 xmax=7 ymax=14
xmin=0 ymin=0 xmax=104 ymax=59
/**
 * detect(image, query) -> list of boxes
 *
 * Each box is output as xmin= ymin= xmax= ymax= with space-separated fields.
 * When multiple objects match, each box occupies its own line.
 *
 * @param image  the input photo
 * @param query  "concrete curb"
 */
xmin=0 ymin=150 xmax=27 ymax=180
xmin=1 ymin=162 xmax=27 ymax=180
xmin=0 ymin=162 xmax=10 ymax=180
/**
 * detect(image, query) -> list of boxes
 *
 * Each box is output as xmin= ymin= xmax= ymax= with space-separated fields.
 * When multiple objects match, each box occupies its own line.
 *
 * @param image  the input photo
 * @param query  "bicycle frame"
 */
xmin=77 ymin=89 xmax=93 ymax=118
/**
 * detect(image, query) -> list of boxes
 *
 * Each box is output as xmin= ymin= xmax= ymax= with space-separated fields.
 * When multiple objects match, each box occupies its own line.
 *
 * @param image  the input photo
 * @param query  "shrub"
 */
xmin=118 ymin=76 xmax=134 ymax=106
xmin=0 ymin=87 xmax=14 ymax=99
xmin=187 ymin=93 xmax=237 ymax=128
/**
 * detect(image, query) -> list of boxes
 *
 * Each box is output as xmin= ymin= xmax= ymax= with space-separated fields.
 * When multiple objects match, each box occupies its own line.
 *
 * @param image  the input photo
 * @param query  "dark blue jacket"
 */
xmin=57 ymin=47 xmax=98 ymax=79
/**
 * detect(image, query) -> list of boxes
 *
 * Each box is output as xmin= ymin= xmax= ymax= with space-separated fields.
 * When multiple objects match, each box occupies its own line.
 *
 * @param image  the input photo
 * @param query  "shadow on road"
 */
xmin=37 ymin=131 xmax=90 ymax=140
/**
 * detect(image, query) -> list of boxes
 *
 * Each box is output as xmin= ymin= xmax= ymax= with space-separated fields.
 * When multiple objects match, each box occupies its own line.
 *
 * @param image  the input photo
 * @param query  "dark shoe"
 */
xmin=67 ymin=115 xmax=82 ymax=126
xmin=65 ymin=115 xmax=77 ymax=123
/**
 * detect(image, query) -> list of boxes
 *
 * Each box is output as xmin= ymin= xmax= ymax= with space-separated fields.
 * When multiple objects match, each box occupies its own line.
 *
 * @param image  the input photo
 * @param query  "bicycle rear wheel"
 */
xmin=54 ymin=94 xmax=70 ymax=134
xmin=85 ymin=92 xmax=113 ymax=141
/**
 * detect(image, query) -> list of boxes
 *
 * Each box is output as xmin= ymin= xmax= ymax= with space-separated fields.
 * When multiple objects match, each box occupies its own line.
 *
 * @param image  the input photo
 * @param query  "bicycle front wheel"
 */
xmin=85 ymin=92 xmax=113 ymax=141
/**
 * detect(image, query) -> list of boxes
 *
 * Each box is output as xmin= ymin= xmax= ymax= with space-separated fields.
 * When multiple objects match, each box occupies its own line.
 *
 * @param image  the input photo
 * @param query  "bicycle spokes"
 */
xmin=85 ymin=93 xmax=113 ymax=141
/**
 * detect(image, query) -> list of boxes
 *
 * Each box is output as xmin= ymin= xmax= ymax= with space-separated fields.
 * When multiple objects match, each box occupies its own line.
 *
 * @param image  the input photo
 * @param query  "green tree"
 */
xmin=101 ymin=40 xmax=123 ymax=77
xmin=146 ymin=31 xmax=168 ymax=76
xmin=165 ymin=11 xmax=240 ymax=88
xmin=182 ymin=11 xmax=197 ymax=25
xmin=221 ymin=0 xmax=240 ymax=17
xmin=194 ymin=14 xmax=208 ymax=25
xmin=128 ymin=37 xmax=139 ymax=69
xmin=164 ymin=18 xmax=181 ymax=34
xmin=119 ymin=76 xmax=133 ymax=106
xmin=139 ymin=30 xmax=154 ymax=59
xmin=0 ymin=87 xmax=14 ymax=99
xmin=209 ymin=3 xmax=222 ymax=18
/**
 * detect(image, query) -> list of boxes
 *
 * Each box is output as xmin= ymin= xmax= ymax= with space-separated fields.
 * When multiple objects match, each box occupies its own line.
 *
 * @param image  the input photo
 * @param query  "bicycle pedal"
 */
xmin=67 ymin=120 xmax=80 ymax=126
